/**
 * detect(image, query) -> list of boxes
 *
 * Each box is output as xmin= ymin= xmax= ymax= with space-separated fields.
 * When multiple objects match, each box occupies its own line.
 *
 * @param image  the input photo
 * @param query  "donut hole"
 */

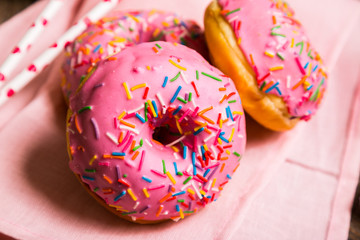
xmin=150 ymin=108 xmax=198 ymax=150
xmin=152 ymin=124 xmax=181 ymax=146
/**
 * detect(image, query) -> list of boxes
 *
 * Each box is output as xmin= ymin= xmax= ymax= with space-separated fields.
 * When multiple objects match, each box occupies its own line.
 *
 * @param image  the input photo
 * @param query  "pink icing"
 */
xmin=65 ymin=22 xmax=246 ymax=222
xmin=67 ymin=42 xmax=246 ymax=222
xmin=62 ymin=10 xmax=207 ymax=99
xmin=218 ymin=0 xmax=328 ymax=120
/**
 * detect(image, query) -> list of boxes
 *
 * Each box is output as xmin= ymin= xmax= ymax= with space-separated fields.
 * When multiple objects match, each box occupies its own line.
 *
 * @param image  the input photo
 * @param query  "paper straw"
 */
xmin=0 ymin=0 xmax=64 ymax=86
xmin=0 ymin=0 xmax=119 ymax=107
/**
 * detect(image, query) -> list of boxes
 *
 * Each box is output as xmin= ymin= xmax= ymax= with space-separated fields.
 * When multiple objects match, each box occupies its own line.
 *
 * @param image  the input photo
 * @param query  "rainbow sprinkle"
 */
xmin=66 ymin=19 xmax=246 ymax=222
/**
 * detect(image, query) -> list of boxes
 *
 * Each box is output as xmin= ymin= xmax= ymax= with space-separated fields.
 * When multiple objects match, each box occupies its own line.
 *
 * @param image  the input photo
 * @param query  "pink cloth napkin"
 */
xmin=0 ymin=0 xmax=359 ymax=239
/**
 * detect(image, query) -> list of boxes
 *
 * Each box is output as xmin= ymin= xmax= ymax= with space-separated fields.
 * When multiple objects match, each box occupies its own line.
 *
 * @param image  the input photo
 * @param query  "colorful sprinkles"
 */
xmin=218 ymin=0 xmax=327 ymax=119
xmin=65 ymin=11 xmax=245 ymax=223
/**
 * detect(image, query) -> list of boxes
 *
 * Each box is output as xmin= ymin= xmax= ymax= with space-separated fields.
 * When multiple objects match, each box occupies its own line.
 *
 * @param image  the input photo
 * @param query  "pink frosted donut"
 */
xmin=62 ymin=10 xmax=208 ymax=100
xmin=204 ymin=0 xmax=328 ymax=131
xmin=66 ymin=42 xmax=246 ymax=223
xmin=64 ymin=11 xmax=246 ymax=224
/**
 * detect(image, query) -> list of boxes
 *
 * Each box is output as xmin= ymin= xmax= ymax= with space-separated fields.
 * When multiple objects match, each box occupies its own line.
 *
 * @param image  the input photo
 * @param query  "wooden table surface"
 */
xmin=0 ymin=1 xmax=359 ymax=239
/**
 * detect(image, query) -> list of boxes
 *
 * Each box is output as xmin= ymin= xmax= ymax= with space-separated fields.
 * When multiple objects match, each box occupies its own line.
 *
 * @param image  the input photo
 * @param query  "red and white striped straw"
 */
xmin=0 ymin=0 xmax=64 ymax=86
xmin=0 ymin=0 xmax=119 ymax=107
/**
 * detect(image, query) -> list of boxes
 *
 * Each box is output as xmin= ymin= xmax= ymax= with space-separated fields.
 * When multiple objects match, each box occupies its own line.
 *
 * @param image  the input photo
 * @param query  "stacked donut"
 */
xmin=62 ymin=1 xmax=327 ymax=223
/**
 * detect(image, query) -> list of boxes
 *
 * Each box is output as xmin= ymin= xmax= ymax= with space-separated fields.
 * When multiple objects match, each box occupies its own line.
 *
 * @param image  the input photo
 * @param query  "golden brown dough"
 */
xmin=204 ymin=1 xmax=299 ymax=131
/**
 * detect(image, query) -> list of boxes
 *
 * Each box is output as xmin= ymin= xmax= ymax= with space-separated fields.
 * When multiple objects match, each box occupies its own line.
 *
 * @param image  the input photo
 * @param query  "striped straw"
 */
xmin=0 ymin=0 xmax=119 ymax=107
xmin=0 ymin=0 xmax=64 ymax=86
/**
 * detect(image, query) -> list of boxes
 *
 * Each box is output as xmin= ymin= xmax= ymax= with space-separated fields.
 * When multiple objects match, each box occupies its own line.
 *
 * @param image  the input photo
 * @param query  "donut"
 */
xmin=62 ymin=10 xmax=208 ymax=100
xmin=63 ymin=11 xmax=246 ymax=224
xmin=204 ymin=0 xmax=328 ymax=131
xmin=66 ymin=42 xmax=246 ymax=223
